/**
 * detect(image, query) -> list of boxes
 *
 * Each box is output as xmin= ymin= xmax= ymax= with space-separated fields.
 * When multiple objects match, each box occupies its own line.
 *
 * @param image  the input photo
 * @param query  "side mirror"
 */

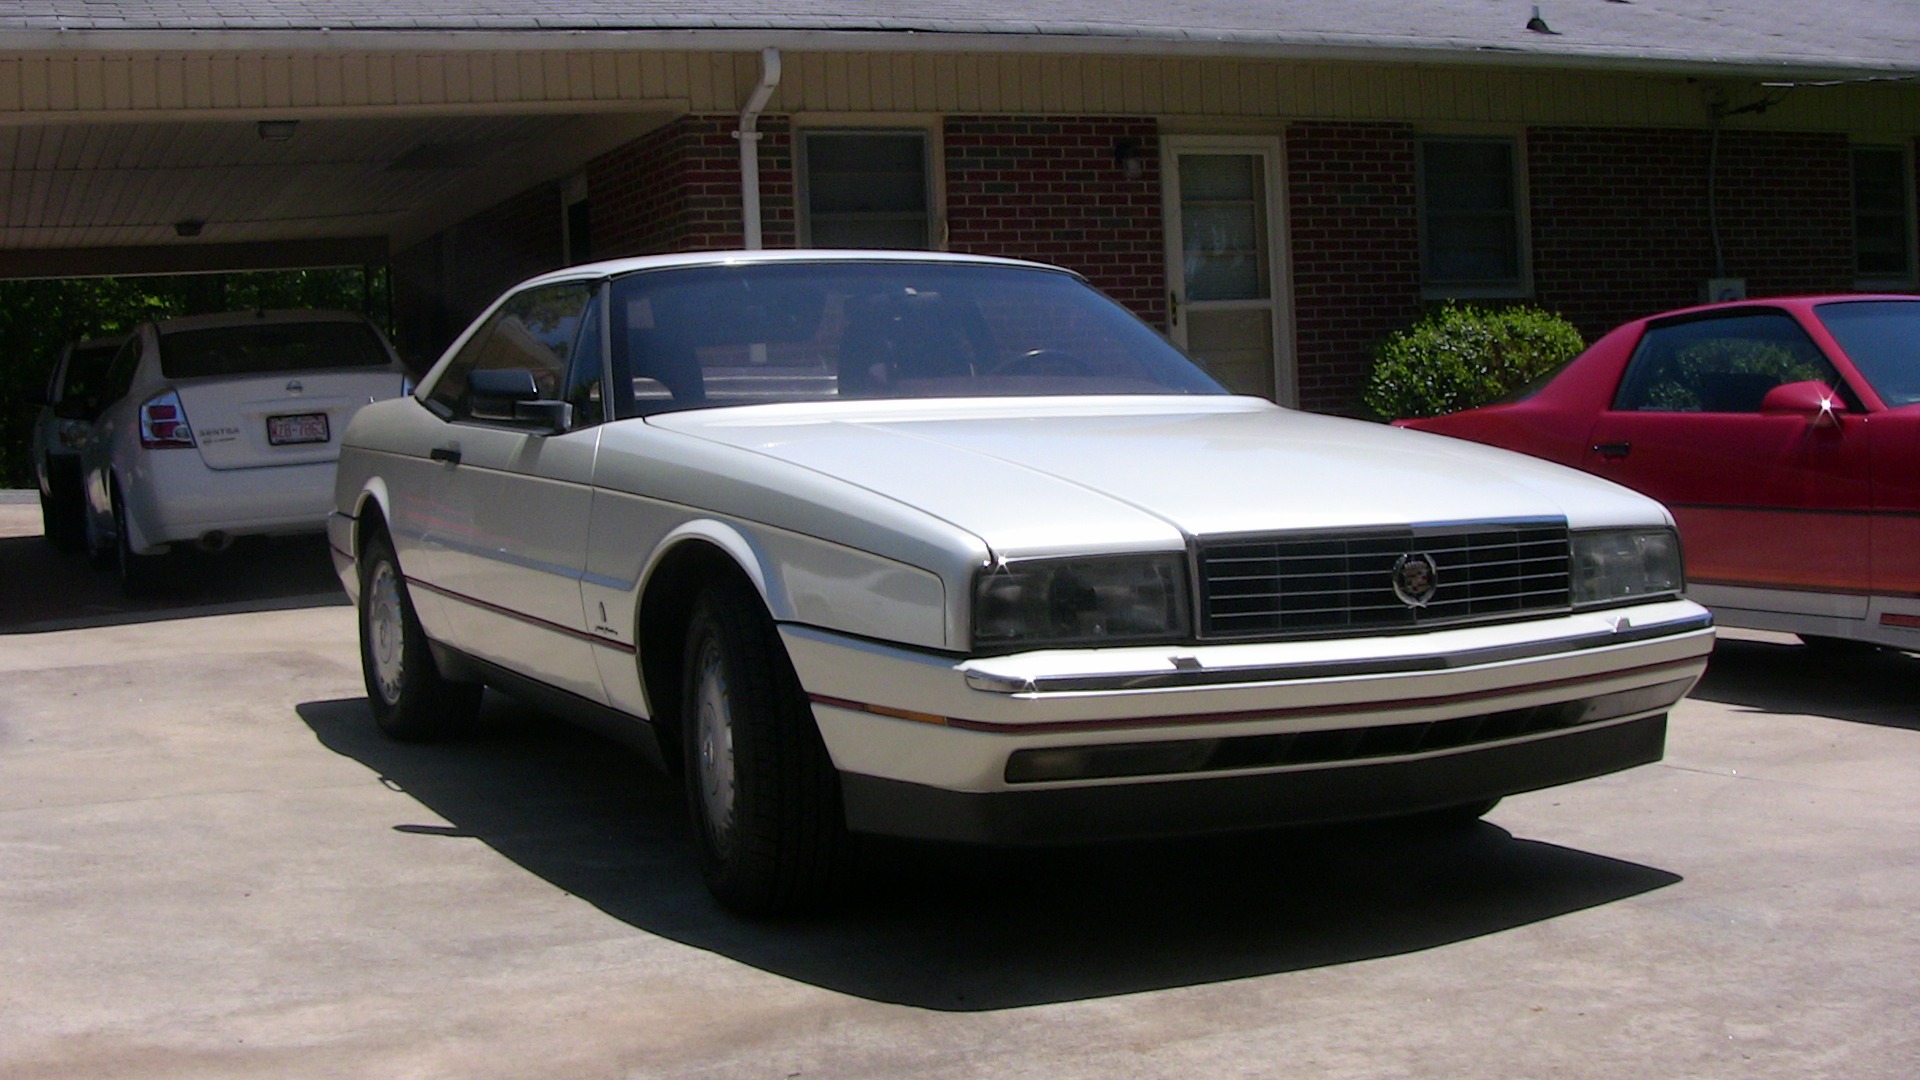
xmin=466 ymin=368 xmax=572 ymax=433
xmin=1760 ymin=380 xmax=1843 ymax=429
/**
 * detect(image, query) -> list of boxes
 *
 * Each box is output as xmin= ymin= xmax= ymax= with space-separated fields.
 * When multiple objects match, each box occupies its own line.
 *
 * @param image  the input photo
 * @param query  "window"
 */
xmin=159 ymin=321 xmax=389 ymax=379
xmin=800 ymin=131 xmax=932 ymax=249
xmin=426 ymin=282 xmax=597 ymax=422
xmin=1420 ymin=138 xmax=1526 ymax=295
xmin=1852 ymin=145 xmax=1914 ymax=284
xmin=1612 ymin=311 xmax=1841 ymax=414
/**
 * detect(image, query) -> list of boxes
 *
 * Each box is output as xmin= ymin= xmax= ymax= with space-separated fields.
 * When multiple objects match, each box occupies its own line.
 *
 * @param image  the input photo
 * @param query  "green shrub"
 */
xmin=1362 ymin=303 xmax=1585 ymax=420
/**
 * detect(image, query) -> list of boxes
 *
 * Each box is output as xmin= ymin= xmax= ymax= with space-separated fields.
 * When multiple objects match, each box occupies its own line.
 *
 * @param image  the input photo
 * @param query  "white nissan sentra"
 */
xmin=81 ymin=308 xmax=408 ymax=593
xmin=329 ymin=251 xmax=1714 ymax=914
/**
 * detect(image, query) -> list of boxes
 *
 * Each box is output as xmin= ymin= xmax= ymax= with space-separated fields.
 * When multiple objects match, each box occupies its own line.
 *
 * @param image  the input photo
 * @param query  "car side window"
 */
xmin=95 ymin=336 xmax=144 ymax=413
xmin=425 ymin=282 xmax=596 ymax=422
xmin=562 ymin=290 xmax=606 ymax=428
xmin=1612 ymin=311 xmax=1842 ymax=413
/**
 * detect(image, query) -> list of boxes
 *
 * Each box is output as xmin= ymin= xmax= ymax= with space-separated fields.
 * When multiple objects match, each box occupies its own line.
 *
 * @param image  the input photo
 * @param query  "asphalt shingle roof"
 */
xmin=3 ymin=2 xmax=1918 ymax=79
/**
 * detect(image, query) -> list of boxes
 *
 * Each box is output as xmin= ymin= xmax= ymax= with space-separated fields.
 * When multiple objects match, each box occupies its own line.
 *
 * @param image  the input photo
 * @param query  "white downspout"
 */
xmin=735 ymin=47 xmax=782 ymax=250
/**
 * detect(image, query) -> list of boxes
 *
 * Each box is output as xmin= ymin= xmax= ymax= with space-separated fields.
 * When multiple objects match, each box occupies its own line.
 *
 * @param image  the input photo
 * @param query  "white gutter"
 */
xmin=735 ymin=46 xmax=781 ymax=251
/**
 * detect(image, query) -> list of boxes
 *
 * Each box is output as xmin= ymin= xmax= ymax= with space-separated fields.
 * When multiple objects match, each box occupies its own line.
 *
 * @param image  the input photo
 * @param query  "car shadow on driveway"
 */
xmin=0 ymin=532 xmax=346 ymax=634
xmin=1689 ymin=636 xmax=1920 ymax=731
xmin=298 ymin=694 xmax=1681 ymax=1012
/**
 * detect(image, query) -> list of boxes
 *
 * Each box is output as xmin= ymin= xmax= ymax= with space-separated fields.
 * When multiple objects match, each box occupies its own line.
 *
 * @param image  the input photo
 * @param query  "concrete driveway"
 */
xmin=1 ymin=492 xmax=1916 ymax=1079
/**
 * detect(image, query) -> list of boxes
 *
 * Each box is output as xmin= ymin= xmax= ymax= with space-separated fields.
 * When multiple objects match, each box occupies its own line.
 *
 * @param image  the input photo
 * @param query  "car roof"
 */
xmin=507 ymin=248 xmax=1084 ymax=291
xmin=1637 ymin=294 xmax=1920 ymax=324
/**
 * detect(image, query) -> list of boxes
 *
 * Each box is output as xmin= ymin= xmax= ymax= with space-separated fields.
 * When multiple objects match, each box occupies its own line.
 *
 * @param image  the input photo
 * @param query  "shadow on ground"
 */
xmin=298 ymin=694 xmax=1680 ymax=1012
xmin=1690 ymin=636 xmax=1920 ymax=731
xmin=0 ymin=531 xmax=345 ymax=634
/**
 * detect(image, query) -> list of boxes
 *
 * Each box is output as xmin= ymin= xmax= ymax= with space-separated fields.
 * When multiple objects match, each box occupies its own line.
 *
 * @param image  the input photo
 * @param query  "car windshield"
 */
xmin=159 ymin=320 xmax=390 ymax=379
xmin=1815 ymin=300 xmax=1920 ymax=407
xmin=608 ymin=261 xmax=1224 ymax=415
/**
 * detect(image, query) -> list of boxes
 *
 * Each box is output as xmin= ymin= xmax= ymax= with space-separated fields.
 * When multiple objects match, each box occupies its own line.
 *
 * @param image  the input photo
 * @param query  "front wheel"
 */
xmin=358 ymin=531 xmax=481 ymax=741
xmin=682 ymin=577 xmax=849 ymax=915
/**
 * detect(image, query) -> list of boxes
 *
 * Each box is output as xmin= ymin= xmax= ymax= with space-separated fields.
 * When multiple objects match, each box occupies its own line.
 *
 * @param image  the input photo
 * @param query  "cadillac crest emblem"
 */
xmin=1391 ymin=552 xmax=1439 ymax=608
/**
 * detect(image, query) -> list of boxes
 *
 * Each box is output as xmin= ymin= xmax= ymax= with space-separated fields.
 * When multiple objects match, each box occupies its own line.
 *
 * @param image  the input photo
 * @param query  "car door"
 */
xmin=1583 ymin=308 xmax=1871 ymax=613
xmin=416 ymin=280 xmax=608 ymax=702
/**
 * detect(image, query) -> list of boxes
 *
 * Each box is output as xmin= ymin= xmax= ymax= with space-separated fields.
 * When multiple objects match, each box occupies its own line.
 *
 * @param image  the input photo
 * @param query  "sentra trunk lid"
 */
xmin=157 ymin=316 xmax=402 ymax=470
xmin=177 ymin=370 xmax=405 ymax=470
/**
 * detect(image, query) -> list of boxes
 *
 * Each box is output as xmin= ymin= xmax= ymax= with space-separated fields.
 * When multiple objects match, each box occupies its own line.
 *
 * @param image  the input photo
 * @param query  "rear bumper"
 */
xmin=121 ymin=453 xmax=338 ymax=550
xmin=842 ymin=712 xmax=1667 ymax=844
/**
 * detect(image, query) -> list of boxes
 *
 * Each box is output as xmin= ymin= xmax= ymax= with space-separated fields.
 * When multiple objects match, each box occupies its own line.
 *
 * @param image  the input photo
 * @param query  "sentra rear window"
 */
xmin=159 ymin=321 xmax=390 ymax=379
xmin=1814 ymin=300 xmax=1920 ymax=407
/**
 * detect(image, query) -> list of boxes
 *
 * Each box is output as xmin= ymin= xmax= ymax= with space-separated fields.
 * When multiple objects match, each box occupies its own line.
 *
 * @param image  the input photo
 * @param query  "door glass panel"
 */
xmin=1187 ymin=308 xmax=1274 ymax=400
xmin=1179 ymin=155 xmax=1269 ymax=302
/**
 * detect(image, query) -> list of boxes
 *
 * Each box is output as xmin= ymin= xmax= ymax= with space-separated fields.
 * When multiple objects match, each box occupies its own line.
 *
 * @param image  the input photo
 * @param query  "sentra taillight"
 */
xmin=139 ymin=390 xmax=197 ymax=449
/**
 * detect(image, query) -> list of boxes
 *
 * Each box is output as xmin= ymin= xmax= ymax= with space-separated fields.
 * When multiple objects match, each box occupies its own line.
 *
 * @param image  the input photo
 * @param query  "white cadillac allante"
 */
xmin=331 ymin=250 xmax=1714 ymax=913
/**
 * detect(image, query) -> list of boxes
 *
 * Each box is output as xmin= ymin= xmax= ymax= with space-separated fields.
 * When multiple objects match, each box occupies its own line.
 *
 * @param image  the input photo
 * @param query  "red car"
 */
xmin=1400 ymin=295 xmax=1920 ymax=652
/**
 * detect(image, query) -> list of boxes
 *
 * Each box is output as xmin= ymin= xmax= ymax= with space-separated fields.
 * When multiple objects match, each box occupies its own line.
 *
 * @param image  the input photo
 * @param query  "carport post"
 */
xmin=735 ymin=48 xmax=783 ymax=251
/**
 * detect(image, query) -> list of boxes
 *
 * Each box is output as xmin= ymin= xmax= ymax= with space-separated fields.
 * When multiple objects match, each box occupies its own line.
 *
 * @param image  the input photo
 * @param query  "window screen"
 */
xmin=1421 ymin=138 xmax=1524 ymax=292
xmin=802 ymin=132 xmax=931 ymax=249
xmin=1853 ymin=146 xmax=1914 ymax=282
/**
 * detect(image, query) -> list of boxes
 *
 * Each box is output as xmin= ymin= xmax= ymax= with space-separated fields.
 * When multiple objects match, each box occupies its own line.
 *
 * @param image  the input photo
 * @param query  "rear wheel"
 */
xmin=358 ymin=530 xmax=481 ymax=741
xmin=112 ymin=486 xmax=164 ymax=597
xmin=682 ymin=577 xmax=849 ymax=915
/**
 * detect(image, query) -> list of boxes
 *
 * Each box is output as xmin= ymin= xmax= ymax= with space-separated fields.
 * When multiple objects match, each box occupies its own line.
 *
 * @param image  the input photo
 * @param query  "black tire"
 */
xmin=681 ymin=577 xmax=850 ymax=915
xmin=42 ymin=468 xmax=86 ymax=553
xmin=358 ymin=530 xmax=482 ymax=741
xmin=112 ymin=486 xmax=165 ymax=597
xmin=38 ymin=487 xmax=64 ymax=549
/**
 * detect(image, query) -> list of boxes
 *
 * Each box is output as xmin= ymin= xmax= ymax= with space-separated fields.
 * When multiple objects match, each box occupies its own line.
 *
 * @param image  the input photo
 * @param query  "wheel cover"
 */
xmin=692 ymin=638 xmax=738 ymax=853
xmin=365 ymin=560 xmax=408 ymax=706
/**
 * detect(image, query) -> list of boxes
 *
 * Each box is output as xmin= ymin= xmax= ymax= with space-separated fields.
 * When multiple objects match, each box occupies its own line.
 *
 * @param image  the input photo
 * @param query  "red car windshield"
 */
xmin=1815 ymin=300 xmax=1920 ymax=407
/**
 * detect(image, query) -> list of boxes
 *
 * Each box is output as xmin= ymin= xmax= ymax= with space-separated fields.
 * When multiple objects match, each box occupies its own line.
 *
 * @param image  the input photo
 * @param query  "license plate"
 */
xmin=267 ymin=413 xmax=329 ymax=446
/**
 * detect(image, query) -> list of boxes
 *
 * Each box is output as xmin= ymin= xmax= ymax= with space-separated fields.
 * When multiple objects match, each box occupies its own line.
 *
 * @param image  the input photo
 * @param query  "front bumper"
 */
xmin=784 ymin=598 xmax=1713 ymax=843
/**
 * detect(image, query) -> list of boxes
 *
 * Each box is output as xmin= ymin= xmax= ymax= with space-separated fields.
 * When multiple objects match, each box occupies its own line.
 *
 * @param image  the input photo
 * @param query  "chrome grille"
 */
xmin=1197 ymin=520 xmax=1571 ymax=639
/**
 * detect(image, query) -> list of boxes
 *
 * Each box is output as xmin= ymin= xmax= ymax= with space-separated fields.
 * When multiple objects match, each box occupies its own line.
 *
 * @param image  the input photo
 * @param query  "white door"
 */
xmin=1163 ymin=138 xmax=1293 ymax=405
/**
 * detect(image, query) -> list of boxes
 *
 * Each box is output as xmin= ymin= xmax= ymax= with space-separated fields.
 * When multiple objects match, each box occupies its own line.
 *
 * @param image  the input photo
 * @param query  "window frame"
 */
xmin=1417 ymin=134 xmax=1532 ymax=300
xmin=796 ymin=125 xmax=939 ymax=251
xmin=423 ymin=280 xmax=599 ymax=427
xmin=1851 ymin=142 xmax=1917 ymax=289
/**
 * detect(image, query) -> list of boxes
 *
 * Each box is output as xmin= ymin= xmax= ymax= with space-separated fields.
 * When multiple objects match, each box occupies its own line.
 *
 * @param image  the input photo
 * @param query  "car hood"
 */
xmin=640 ymin=396 xmax=1670 ymax=557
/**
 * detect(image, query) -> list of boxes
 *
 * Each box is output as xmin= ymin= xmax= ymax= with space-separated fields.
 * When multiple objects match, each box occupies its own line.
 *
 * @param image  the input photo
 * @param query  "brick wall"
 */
xmin=391 ymin=181 xmax=563 ymax=365
xmin=1284 ymin=121 xmax=1423 ymax=414
xmin=588 ymin=116 xmax=794 ymax=257
xmin=944 ymin=116 xmax=1165 ymax=324
xmin=1530 ymin=127 xmax=1854 ymax=338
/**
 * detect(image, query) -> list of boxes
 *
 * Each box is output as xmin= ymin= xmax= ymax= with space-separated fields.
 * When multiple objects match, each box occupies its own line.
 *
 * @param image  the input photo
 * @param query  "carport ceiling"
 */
xmin=0 ymin=110 xmax=665 ymax=277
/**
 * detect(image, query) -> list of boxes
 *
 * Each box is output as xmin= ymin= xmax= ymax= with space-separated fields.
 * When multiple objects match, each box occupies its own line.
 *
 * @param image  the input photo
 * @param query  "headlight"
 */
xmin=972 ymin=554 xmax=1190 ymax=650
xmin=1571 ymin=528 xmax=1683 ymax=608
